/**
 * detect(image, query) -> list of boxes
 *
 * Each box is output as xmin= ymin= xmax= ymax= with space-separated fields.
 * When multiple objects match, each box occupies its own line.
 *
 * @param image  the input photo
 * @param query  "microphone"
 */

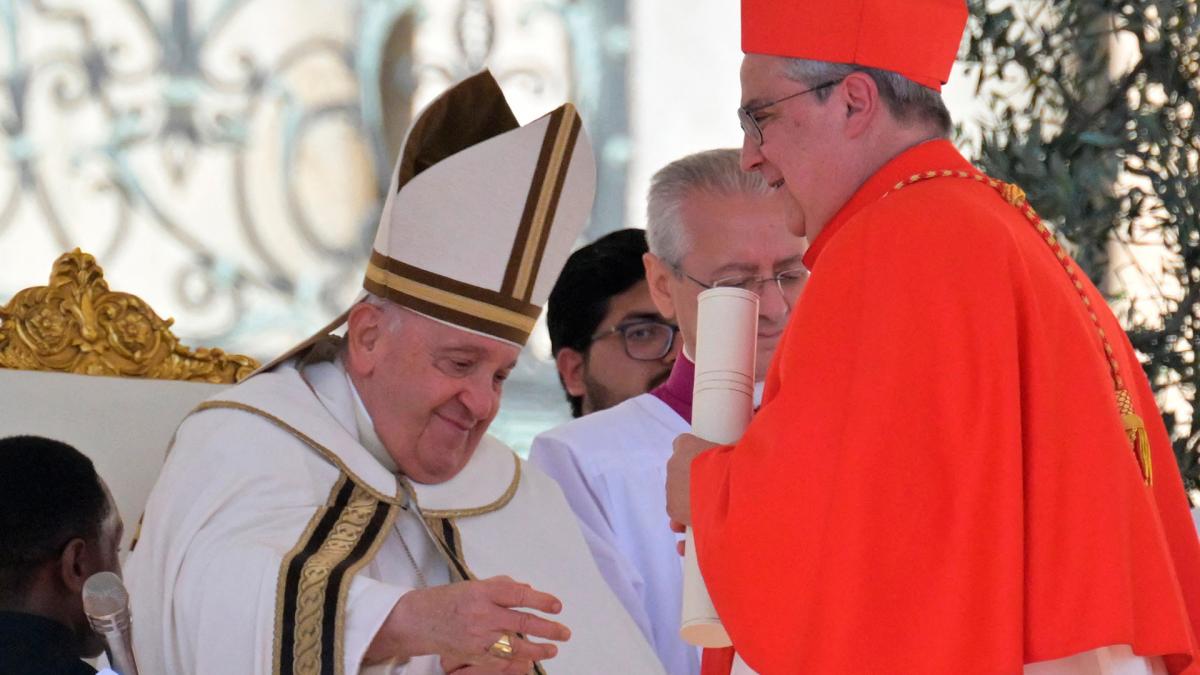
xmin=82 ymin=571 xmax=139 ymax=675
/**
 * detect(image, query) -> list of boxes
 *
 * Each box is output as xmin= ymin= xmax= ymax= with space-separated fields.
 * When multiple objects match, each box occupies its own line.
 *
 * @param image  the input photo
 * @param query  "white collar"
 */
xmin=344 ymin=366 xmax=399 ymax=473
xmin=220 ymin=360 xmax=403 ymax=502
xmin=300 ymin=356 xmax=400 ymax=475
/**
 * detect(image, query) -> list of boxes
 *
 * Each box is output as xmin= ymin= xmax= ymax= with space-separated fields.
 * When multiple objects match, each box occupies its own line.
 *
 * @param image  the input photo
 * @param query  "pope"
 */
xmin=666 ymin=1 xmax=1200 ymax=674
xmin=127 ymin=72 xmax=665 ymax=675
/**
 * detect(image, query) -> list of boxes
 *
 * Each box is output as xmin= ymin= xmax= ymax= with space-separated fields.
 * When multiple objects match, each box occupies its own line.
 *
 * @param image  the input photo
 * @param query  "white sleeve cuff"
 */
xmin=343 ymin=576 xmax=410 ymax=675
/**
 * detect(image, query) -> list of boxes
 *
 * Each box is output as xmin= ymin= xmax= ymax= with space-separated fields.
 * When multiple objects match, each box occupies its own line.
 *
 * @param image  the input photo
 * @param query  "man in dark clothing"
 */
xmin=0 ymin=435 xmax=123 ymax=674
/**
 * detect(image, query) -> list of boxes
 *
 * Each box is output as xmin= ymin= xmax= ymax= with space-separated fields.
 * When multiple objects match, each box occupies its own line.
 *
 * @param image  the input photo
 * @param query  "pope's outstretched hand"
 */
xmin=365 ymin=575 xmax=570 ymax=670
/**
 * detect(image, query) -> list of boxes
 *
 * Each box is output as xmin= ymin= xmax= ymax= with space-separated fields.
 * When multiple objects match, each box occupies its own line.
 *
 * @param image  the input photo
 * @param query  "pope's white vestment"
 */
xmin=126 ymin=355 xmax=664 ymax=675
xmin=529 ymin=393 xmax=696 ymax=675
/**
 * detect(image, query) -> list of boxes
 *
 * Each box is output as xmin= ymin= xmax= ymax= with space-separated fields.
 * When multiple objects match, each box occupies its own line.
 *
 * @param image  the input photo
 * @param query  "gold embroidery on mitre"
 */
xmin=363 ymin=262 xmax=538 ymax=337
xmin=509 ymin=105 xmax=582 ymax=301
xmin=504 ymin=103 xmax=583 ymax=300
xmin=0 ymin=249 xmax=258 ymax=383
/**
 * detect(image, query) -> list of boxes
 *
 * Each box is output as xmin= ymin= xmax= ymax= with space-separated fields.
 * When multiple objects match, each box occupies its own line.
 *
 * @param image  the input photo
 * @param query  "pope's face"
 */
xmin=738 ymin=53 xmax=851 ymax=241
xmin=348 ymin=304 xmax=518 ymax=484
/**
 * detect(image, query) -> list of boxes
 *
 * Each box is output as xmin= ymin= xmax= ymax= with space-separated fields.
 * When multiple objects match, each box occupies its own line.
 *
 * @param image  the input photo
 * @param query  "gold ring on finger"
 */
xmin=488 ymin=633 xmax=515 ymax=659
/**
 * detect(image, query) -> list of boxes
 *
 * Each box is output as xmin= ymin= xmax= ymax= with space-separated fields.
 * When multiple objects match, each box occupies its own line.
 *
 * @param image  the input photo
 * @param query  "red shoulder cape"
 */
xmin=690 ymin=141 xmax=1200 ymax=674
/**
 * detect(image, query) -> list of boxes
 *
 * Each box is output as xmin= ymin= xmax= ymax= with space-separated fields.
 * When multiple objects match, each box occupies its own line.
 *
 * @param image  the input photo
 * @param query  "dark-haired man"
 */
xmin=548 ymin=228 xmax=679 ymax=418
xmin=0 ymin=435 xmax=123 ymax=675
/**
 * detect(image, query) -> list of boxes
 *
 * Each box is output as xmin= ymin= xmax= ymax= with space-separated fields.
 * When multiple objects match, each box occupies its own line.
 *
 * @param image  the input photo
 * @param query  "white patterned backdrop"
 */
xmin=1 ymin=0 xmax=993 ymax=451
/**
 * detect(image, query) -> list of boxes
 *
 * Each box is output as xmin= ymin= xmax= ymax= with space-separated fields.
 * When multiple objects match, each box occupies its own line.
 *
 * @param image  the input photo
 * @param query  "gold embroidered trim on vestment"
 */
xmin=336 ymin=490 xmax=399 ymax=674
xmin=190 ymin=401 xmax=404 ymax=675
xmin=414 ymin=452 xmax=522 ymax=518
xmin=272 ymin=477 xmax=338 ymax=675
xmin=193 ymin=400 xmax=407 ymax=506
xmin=424 ymin=516 xmax=474 ymax=582
xmin=296 ymin=483 xmax=390 ymax=674
xmin=272 ymin=475 xmax=397 ymax=675
xmin=197 ymin=400 xmax=533 ymax=672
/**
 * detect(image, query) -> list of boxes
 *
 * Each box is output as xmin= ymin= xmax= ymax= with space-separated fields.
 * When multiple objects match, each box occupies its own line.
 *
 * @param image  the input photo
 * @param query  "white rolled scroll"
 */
xmin=680 ymin=287 xmax=758 ymax=648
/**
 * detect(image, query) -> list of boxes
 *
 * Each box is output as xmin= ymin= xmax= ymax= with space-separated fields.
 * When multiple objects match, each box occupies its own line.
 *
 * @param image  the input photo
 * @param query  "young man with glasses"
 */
xmin=547 ymin=228 xmax=681 ymax=419
xmin=666 ymin=2 xmax=1200 ymax=674
xmin=531 ymin=148 xmax=806 ymax=675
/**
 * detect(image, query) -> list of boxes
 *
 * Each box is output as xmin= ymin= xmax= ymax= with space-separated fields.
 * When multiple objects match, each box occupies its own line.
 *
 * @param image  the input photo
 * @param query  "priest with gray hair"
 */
xmin=530 ymin=148 xmax=806 ymax=675
xmin=126 ymin=72 xmax=665 ymax=675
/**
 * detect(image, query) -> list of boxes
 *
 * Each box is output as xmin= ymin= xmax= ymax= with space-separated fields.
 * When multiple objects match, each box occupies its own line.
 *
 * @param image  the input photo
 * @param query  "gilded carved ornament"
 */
xmin=0 ymin=249 xmax=258 ymax=383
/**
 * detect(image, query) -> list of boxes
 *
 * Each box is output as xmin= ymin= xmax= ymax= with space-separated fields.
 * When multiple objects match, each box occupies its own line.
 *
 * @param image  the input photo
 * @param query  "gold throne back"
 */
xmin=0 ymin=250 xmax=260 ymax=555
xmin=0 ymin=249 xmax=257 ymax=382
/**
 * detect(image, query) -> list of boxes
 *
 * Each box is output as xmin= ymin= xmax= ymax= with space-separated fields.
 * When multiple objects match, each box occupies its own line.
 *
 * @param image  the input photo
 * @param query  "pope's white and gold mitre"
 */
xmin=263 ymin=70 xmax=595 ymax=370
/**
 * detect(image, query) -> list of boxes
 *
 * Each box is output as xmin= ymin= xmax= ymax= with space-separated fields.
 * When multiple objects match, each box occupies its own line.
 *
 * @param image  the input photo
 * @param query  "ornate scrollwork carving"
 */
xmin=0 ymin=250 xmax=258 ymax=383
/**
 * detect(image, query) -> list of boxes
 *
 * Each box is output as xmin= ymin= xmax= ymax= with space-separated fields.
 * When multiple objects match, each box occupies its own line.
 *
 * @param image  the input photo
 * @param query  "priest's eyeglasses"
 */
xmin=683 ymin=267 xmax=809 ymax=299
xmin=590 ymin=319 xmax=680 ymax=361
xmin=738 ymin=78 xmax=845 ymax=145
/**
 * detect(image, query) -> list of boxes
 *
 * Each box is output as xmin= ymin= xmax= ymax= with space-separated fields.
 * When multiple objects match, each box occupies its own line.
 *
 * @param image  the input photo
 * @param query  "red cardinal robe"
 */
xmin=690 ymin=140 xmax=1200 ymax=674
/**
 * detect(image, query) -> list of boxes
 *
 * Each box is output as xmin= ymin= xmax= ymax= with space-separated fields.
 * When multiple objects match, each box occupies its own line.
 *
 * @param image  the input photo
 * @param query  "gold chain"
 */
xmin=884 ymin=170 xmax=1152 ymax=485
